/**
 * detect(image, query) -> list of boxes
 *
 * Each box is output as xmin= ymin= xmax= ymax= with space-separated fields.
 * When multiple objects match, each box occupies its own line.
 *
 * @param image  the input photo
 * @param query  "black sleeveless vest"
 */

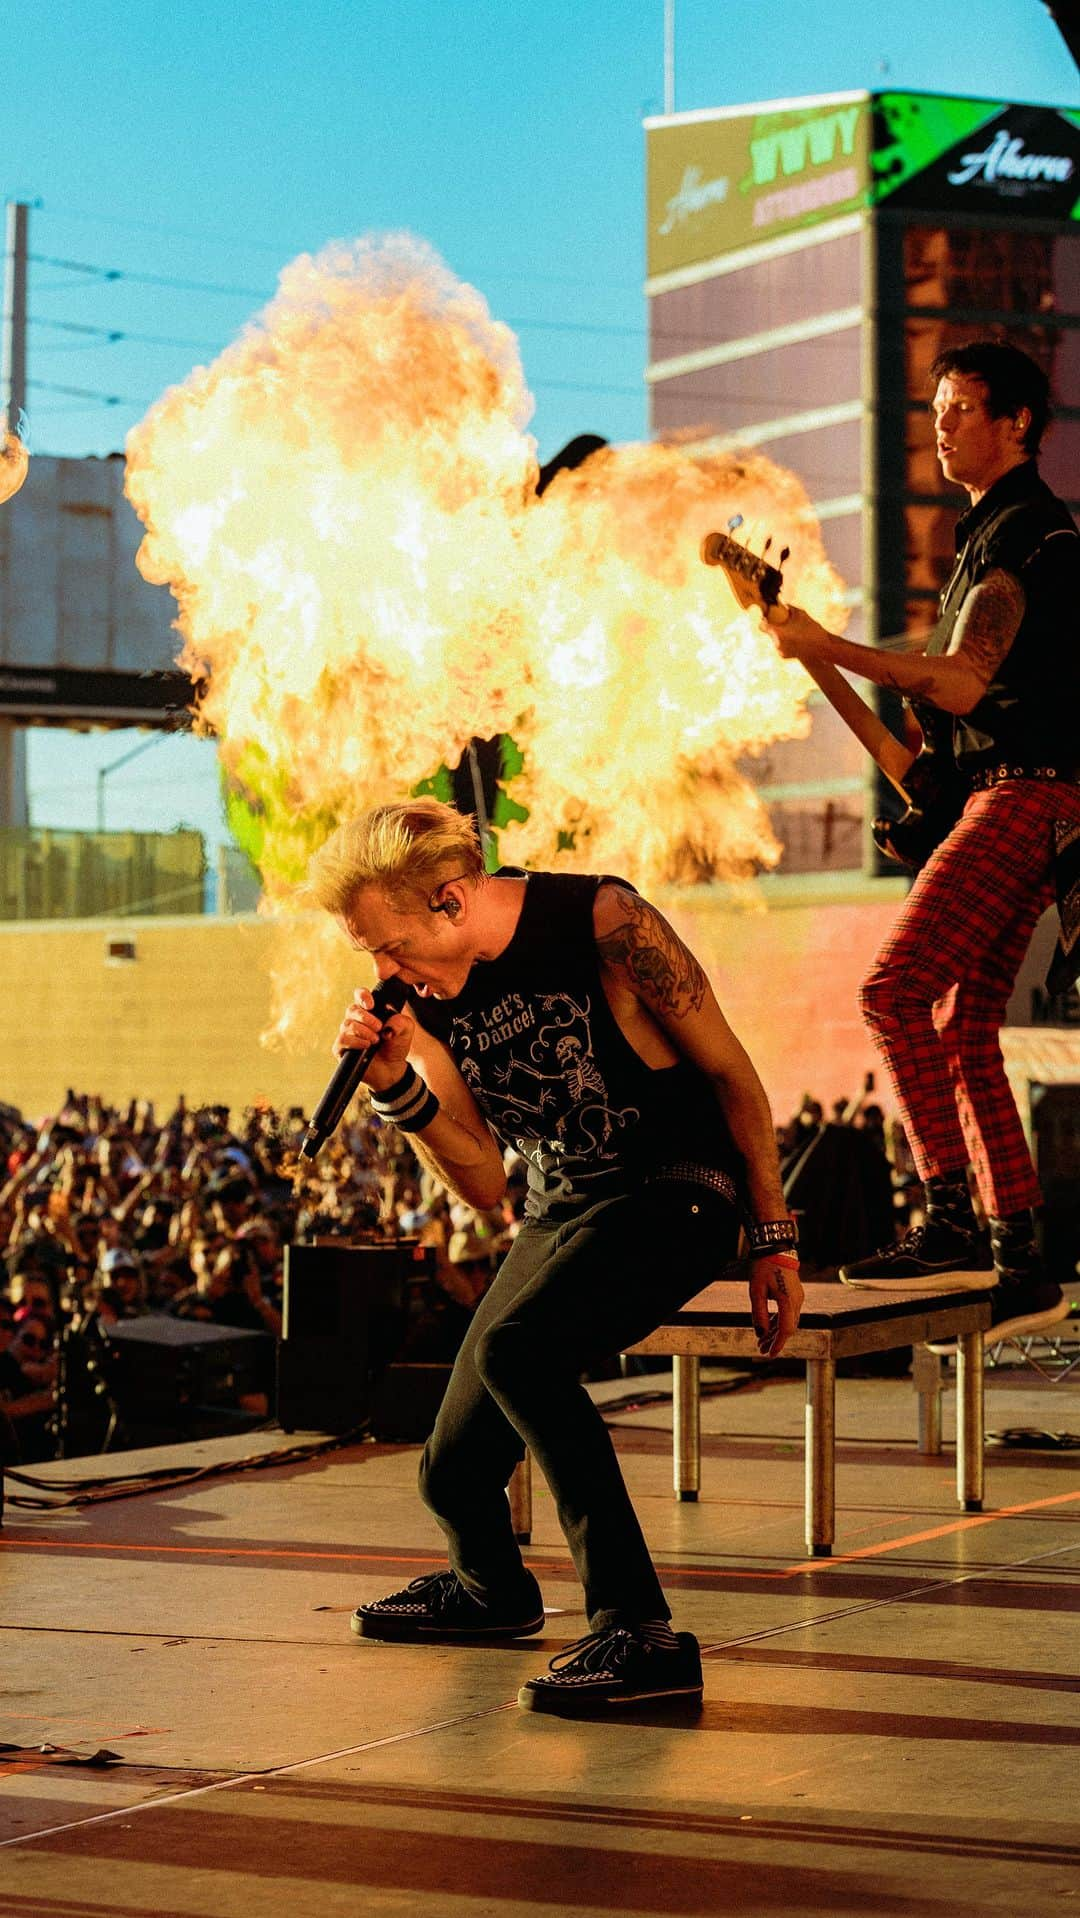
xmin=924 ymin=460 xmax=1080 ymax=773
xmin=407 ymin=871 xmax=744 ymax=1220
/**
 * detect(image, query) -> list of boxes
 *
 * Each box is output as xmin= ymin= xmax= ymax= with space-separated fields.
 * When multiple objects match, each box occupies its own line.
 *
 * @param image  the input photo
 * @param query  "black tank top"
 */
xmin=924 ymin=461 xmax=1080 ymax=773
xmin=407 ymin=871 xmax=744 ymax=1219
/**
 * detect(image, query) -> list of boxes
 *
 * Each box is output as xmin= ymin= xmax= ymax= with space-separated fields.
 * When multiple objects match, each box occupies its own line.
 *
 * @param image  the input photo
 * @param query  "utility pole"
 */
xmin=1 ymin=201 xmax=28 ymax=433
xmin=96 ymin=733 xmax=164 ymax=834
xmin=0 ymin=199 xmax=29 ymax=832
xmin=664 ymin=0 xmax=676 ymax=115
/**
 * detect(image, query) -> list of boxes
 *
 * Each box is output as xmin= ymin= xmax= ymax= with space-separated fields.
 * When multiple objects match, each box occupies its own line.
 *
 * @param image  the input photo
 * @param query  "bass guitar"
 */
xmin=699 ymin=528 xmax=966 ymax=871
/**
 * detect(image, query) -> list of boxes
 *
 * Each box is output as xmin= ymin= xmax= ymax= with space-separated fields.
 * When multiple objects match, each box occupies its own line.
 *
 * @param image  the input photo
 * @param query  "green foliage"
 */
xmin=221 ymin=731 xmax=534 ymax=891
xmin=410 ymin=764 xmax=455 ymax=803
xmin=221 ymin=742 xmax=337 ymax=891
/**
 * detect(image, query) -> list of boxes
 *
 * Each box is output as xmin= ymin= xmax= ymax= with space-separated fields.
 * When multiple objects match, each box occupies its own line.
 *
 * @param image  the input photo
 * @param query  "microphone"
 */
xmin=298 ymin=976 xmax=410 ymax=1160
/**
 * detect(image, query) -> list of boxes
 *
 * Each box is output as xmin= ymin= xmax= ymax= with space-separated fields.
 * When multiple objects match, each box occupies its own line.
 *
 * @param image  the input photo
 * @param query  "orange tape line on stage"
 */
xmin=784 ymin=1486 xmax=1080 ymax=1574
xmin=2 ymin=1484 xmax=1079 ymax=1581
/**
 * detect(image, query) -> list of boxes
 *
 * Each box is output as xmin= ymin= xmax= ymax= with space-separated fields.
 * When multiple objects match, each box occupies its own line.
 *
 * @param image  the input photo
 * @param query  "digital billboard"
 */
xmin=646 ymin=91 xmax=1080 ymax=279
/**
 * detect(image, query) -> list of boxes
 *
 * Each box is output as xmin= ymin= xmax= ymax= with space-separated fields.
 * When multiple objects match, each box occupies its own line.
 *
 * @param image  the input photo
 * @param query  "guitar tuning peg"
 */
xmin=727 ymin=514 xmax=743 ymax=533
xmin=762 ymin=537 xmax=772 ymax=555
xmin=779 ymin=546 xmax=790 ymax=565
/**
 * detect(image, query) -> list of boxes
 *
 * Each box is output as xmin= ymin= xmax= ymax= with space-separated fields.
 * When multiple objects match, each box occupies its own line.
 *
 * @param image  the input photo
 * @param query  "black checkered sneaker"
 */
xmin=518 ymin=1624 xmax=703 ymax=1714
xmin=351 ymin=1570 xmax=545 ymax=1642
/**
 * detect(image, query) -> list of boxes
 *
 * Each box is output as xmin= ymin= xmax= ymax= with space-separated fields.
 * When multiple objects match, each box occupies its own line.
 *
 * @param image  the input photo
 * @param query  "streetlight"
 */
xmin=96 ymin=733 xmax=165 ymax=834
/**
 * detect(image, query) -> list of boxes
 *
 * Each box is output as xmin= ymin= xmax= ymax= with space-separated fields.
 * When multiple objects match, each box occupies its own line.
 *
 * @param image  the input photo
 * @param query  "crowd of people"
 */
xmin=0 ymin=1089 xmax=524 ymax=1461
xmin=0 ymin=1078 xmax=927 ymax=1464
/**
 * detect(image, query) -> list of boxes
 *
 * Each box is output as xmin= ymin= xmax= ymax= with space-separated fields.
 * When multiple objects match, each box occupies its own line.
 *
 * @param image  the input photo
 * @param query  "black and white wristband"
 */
xmin=746 ymin=1218 xmax=799 ymax=1261
xmin=369 ymin=1065 xmax=441 ymax=1134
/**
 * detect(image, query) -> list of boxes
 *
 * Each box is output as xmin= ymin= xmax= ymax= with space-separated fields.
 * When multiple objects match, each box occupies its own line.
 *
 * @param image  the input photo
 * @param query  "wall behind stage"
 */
xmin=0 ymin=914 xmax=362 ymax=1125
xmin=0 ymin=881 xmax=909 ymax=1126
xmin=664 ymin=879 xmax=908 ymax=1120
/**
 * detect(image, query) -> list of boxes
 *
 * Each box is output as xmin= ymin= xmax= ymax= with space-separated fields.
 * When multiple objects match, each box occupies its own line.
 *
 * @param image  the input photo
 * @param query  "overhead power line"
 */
xmin=28 ymin=376 xmax=640 ymax=411
xmin=30 ymin=250 xmax=918 ymax=357
xmin=32 ymin=252 xmax=643 ymax=336
xmin=39 ymin=203 xmax=644 ymax=292
xmin=28 ymin=378 xmax=147 ymax=406
xmin=31 ymin=254 xmax=268 ymax=299
xmin=31 ymin=317 xmax=221 ymax=351
xmin=30 ymin=253 xmax=653 ymax=348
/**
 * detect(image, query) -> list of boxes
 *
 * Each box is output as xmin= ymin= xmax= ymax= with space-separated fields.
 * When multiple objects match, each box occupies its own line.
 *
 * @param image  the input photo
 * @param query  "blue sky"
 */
xmin=7 ymin=0 xmax=1077 ymax=859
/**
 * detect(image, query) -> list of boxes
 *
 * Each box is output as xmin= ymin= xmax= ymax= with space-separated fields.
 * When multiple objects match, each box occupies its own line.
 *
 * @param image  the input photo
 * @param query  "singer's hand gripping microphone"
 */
xmin=298 ymin=975 xmax=410 ymax=1161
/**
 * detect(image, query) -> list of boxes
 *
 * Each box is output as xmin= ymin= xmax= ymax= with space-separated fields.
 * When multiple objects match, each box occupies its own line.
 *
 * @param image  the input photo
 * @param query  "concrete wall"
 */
xmin=0 ymin=913 xmax=358 ymax=1124
xmin=666 ymin=875 xmax=907 ymax=1120
xmin=0 ymin=878 xmax=912 ymax=1128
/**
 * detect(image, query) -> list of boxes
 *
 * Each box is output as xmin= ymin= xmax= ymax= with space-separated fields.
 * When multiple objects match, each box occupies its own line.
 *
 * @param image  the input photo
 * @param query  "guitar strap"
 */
xmin=938 ymin=535 xmax=975 ymax=621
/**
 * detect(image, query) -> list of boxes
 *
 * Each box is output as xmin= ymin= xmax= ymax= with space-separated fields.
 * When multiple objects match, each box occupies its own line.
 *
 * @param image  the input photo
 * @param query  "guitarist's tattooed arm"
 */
xmin=946 ymin=569 xmax=1025 ymax=686
xmin=700 ymin=526 xmax=997 ymax=869
xmin=764 ymin=573 xmax=1022 ymax=718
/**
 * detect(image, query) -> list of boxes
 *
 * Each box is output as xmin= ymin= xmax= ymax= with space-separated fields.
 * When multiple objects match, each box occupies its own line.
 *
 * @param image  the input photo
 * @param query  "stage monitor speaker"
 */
xmin=1031 ymin=1083 xmax=1080 ymax=1286
xmin=55 ymin=1317 xmax=274 ymax=1455
xmin=278 ymin=1238 xmax=433 ymax=1434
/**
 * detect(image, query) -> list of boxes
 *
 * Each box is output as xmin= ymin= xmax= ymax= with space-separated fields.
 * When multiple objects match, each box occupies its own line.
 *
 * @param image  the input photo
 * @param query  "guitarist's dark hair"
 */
xmin=929 ymin=340 xmax=1050 ymax=456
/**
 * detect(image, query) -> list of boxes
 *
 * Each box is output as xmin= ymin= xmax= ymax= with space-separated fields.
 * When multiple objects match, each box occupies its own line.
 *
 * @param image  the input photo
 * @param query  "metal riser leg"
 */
xmin=956 ymin=1332 xmax=985 ymax=1513
xmin=673 ymin=1353 xmax=701 ymax=1501
xmin=805 ymin=1356 xmax=836 ymax=1555
xmin=508 ymin=1454 xmax=532 ymax=1542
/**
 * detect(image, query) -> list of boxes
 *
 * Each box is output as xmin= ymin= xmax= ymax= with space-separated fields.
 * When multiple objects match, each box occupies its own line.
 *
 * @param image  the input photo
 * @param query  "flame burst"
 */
xmin=0 ymin=429 xmax=29 ymax=505
xmin=126 ymin=235 xmax=846 ymax=901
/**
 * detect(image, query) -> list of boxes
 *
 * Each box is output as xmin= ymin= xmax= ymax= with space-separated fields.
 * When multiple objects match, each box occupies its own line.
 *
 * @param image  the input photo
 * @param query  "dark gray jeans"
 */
xmin=418 ymin=1180 xmax=740 ymax=1632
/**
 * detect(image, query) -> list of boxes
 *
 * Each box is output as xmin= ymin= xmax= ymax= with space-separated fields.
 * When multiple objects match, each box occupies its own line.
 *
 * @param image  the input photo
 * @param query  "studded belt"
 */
xmin=967 ymin=764 xmax=1080 ymax=792
xmin=647 ymin=1162 xmax=738 ymax=1204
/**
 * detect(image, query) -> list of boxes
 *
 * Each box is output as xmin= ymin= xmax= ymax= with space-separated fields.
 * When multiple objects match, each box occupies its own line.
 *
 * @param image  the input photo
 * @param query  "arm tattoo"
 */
xmin=595 ymin=890 xmax=707 ymax=1018
xmin=948 ymin=569 xmax=1024 ymax=683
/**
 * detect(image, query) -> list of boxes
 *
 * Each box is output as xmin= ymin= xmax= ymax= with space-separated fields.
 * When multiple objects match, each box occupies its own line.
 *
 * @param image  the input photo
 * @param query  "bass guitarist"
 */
xmin=763 ymin=340 xmax=1079 ymax=1339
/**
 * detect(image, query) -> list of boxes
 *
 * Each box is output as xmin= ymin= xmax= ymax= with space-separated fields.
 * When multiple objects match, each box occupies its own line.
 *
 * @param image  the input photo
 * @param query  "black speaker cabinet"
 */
xmin=56 ymin=1317 xmax=274 ymax=1454
xmin=278 ymin=1238 xmax=433 ymax=1433
xmin=1031 ymin=1083 xmax=1080 ymax=1287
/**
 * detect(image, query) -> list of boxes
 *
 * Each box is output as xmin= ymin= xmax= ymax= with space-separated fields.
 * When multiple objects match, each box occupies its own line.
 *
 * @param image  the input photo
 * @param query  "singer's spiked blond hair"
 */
xmin=306 ymin=800 xmax=485 ymax=915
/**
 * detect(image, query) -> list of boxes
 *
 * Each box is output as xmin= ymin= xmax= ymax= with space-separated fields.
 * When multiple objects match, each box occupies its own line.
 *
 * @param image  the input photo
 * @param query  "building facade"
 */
xmin=645 ymin=89 xmax=1080 ymax=874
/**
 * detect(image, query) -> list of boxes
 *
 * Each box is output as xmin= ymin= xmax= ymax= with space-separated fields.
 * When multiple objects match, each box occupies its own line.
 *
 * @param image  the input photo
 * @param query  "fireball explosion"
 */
xmin=125 ymin=235 xmax=847 ymax=1039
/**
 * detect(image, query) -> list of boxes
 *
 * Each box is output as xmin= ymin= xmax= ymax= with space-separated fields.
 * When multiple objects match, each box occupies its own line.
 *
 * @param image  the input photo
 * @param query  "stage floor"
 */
xmin=2 ymin=1366 xmax=1079 ymax=1917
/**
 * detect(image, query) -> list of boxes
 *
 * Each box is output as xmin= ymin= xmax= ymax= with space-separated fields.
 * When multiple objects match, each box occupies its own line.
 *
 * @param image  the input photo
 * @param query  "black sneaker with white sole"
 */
xmin=351 ymin=1569 xmax=545 ymax=1642
xmin=518 ymin=1624 xmax=703 ymax=1715
xmin=839 ymin=1219 xmax=994 ymax=1291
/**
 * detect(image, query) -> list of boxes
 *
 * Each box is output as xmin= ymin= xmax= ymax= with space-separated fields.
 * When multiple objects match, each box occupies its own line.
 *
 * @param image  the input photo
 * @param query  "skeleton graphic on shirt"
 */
xmin=451 ymin=990 xmax=638 ymax=1160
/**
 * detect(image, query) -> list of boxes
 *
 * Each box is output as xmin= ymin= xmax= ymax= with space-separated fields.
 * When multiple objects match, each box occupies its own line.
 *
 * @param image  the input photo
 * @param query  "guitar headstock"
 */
xmin=699 ymin=525 xmax=788 ymax=617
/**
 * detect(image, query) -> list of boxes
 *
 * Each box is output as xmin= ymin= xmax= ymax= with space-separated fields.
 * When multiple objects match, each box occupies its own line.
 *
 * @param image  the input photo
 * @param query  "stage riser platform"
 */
xmin=2 ymin=1375 xmax=1078 ymax=1915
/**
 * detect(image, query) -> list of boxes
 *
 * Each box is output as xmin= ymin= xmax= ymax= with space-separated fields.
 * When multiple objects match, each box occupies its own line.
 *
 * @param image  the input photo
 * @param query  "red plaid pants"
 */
xmin=860 ymin=779 xmax=1080 ymax=1218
